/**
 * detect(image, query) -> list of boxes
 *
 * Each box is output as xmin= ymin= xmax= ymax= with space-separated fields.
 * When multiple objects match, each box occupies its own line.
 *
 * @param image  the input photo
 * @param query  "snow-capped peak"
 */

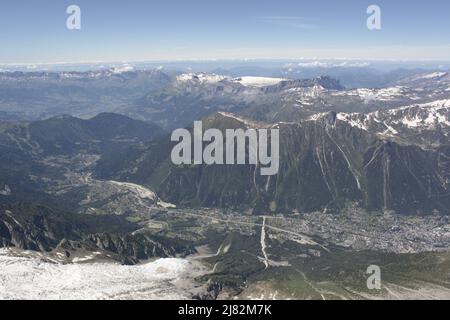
xmin=414 ymin=72 xmax=448 ymax=80
xmin=231 ymin=76 xmax=286 ymax=87
xmin=335 ymin=86 xmax=412 ymax=104
xmin=176 ymin=72 xmax=227 ymax=84
xmin=176 ymin=73 xmax=287 ymax=88
xmin=308 ymin=99 xmax=450 ymax=137
xmin=111 ymin=65 xmax=135 ymax=74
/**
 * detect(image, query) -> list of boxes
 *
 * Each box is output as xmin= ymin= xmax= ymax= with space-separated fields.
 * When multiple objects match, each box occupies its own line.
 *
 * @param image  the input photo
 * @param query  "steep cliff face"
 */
xmin=153 ymin=112 xmax=369 ymax=213
xmin=0 ymin=199 xmax=194 ymax=262
xmin=0 ymin=201 xmax=84 ymax=251
xmin=362 ymin=141 xmax=449 ymax=214
xmin=55 ymin=233 xmax=197 ymax=265
xmin=115 ymin=111 xmax=449 ymax=215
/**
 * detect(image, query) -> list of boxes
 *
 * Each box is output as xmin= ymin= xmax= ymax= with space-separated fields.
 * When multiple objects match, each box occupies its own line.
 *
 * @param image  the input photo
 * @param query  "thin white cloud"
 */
xmin=3 ymin=45 xmax=450 ymax=65
xmin=293 ymin=60 xmax=371 ymax=68
xmin=259 ymin=16 xmax=315 ymax=29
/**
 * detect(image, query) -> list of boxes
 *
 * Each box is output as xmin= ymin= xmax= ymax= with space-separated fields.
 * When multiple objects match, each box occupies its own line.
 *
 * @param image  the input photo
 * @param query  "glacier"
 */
xmin=0 ymin=248 xmax=209 ymax=300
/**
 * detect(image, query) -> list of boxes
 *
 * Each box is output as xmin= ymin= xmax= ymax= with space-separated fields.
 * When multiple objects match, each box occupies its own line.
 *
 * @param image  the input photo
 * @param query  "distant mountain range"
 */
xmin=0 ymin=69 xmax=171 ymax=121
xmin=1 ymin=69 xmax=449 ymax=130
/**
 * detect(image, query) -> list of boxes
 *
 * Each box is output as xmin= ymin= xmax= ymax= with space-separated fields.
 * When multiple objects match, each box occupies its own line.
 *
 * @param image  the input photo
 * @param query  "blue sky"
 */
xmin=1 ymin=0 xmax=450 ymax=64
